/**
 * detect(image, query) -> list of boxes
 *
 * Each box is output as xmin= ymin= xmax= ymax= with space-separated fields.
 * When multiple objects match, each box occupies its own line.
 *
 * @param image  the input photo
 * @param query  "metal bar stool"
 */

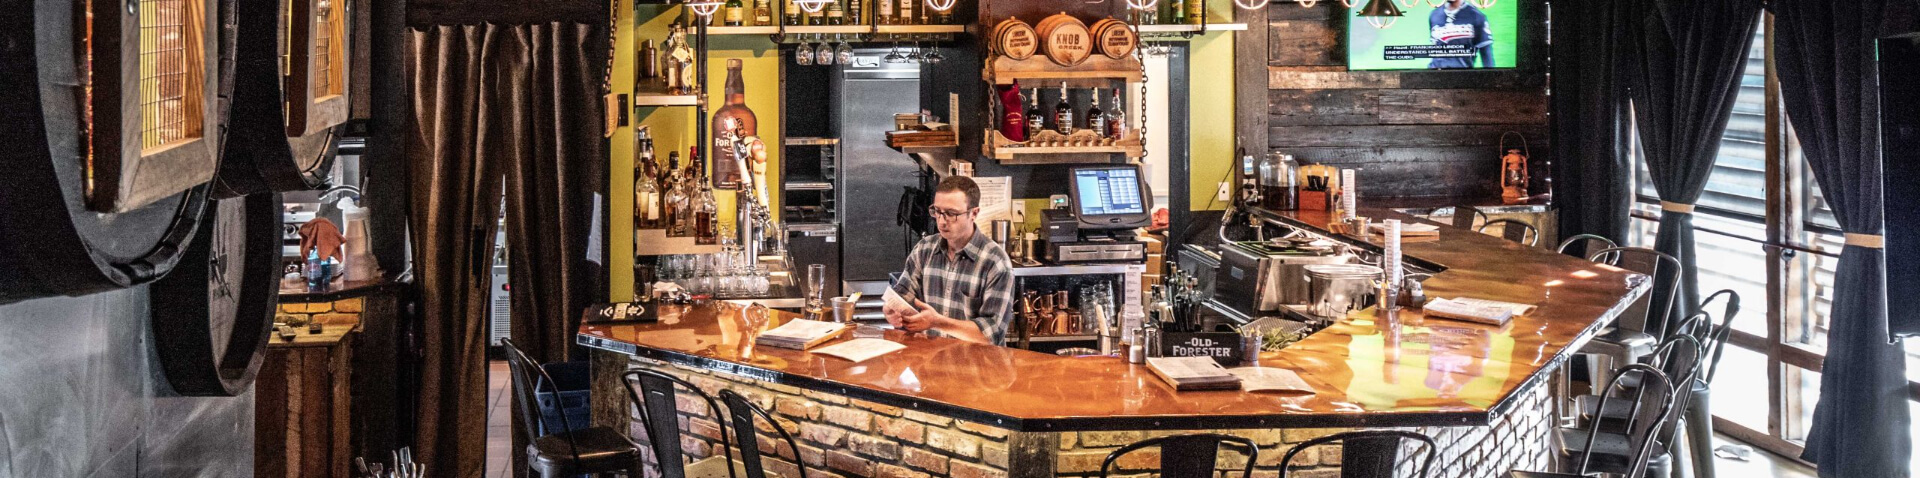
xmin=1556 ymin=234 xmax=1618 ymax=260
xmin=1580 ymin=247 xmax=1684 ymax=392
xmin=503 ymin=339 xmax=645 ymax=477
xmin=1280 ymin=430 xmax=1437 ymax=478
xmin=1099 ymin=433 xmax=1257 ymax=478
xmin=621 ymin=369 xmax=736 ymax=478
xmin=1562 ymin=333 xmax=1705 ymax=478
xmin=1479 ymin=218 xmax=1542 ymax=246
xmin=718 ymin=389 xmax=810 ymax=478
xmin=1675 ymin=290 xmax=1740 ymax=478
xmin=1442 ymin=206 xmax=1492 ymax=230
xmin=1511 ymin=364 xmax=1679 ymax=478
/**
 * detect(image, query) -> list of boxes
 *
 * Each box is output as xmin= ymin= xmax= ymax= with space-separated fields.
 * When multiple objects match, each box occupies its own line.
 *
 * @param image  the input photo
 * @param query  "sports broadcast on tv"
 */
xmin=1347 ymin=0 xmax=1519 ymax=71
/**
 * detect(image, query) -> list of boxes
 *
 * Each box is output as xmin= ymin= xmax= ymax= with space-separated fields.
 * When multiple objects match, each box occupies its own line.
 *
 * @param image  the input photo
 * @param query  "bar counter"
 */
xmin=583 ymin=207 xmax=1649 ymax=476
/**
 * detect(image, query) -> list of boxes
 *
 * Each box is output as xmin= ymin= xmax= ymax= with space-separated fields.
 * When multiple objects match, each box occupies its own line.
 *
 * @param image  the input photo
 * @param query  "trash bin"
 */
xmin=534 ymin=361 xmax=592 ymax=436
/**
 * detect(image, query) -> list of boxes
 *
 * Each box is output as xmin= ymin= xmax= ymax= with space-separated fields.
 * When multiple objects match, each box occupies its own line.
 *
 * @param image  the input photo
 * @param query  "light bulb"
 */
xmin=795 ymin=0 xmax=829 ymax=13
xmin=1127 ymin=0 xmax=1159 ymax=9
xmin=925 ymin=0 xmax=956 ymax=12
xmin=1234 ymin=0 xmax=1272 ymax=9
xmin=687 ymin=1 xmax=723 ymax=16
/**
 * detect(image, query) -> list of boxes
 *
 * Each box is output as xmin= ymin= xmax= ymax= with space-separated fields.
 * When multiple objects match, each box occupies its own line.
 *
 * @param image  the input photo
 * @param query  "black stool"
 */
xmin=719 ymin=389 xmax=810 ymax=478
xmin=1443 ymin=205 xmax=1492 ymax=230
xmin=1279 ymin=430 xmax=1436 ymax=478
xmin=1099 ymin=433 xmax=1257 ymax=478
xmin=1479 ymin=218 xmax=1542 ymax=247
xmin=503 ymin=339 xmax=644 ymax=477
xmin=621 ymin=369 xmax=735 ymax=478
xmin=1511 ymin=364 xmax=1678 ymax=478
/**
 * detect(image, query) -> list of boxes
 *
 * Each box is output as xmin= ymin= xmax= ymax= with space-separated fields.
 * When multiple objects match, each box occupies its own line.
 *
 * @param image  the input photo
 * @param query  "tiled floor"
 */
xmin=486 ymin=361 xmax=512 ymax=477
xmin=477 ymin=361 xmax=1817 ymax=478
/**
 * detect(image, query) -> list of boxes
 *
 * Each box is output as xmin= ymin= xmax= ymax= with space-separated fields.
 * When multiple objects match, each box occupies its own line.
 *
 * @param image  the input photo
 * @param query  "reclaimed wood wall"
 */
xmin=1264 ymin=1 xmax=1549 ymax=201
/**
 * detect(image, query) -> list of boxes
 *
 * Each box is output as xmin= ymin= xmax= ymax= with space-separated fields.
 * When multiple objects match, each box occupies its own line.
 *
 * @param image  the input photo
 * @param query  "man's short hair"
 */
xmin=935 ymin=176 xmax=982 ymax=209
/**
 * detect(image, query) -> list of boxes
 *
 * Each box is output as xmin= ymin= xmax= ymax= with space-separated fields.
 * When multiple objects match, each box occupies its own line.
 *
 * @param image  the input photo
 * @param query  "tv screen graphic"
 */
xmin=1348 ymin=0 xmax=1519 ymax=71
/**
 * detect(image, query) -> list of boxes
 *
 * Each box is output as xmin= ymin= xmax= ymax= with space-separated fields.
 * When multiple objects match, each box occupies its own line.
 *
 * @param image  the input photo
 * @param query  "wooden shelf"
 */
xmin=875 ymin=24 xmax=967 ymax=34
xmin=984 ymin=129 xmax=1142 ymax=164
xmin=634 ymin=229 xmax=723 ymax=256
xmin=987 ymin=54 xmax=1144 ymax=86
xmin=631 ymin=82 xmax=699 ymax=107
xmin=783 ymin=25 xmax=871 ymax=34
xmin=707 ymin=25 xmax=780 ymax=35
xmin=1134 ymin=23 xmax=1249 ymax=33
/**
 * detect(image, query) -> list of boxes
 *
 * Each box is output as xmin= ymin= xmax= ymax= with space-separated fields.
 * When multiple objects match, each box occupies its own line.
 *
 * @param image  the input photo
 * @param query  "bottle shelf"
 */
xmin=782 ymin=25 xmax=871 ymax=34
xmin=706 ymin=26 xmax=781 ymax=35
xmin=633 ymin=228 xmax=724 ymax=256
xmin=875 ymin=24 xmax=967 ymax=34
xmin=631 ymin=82 xmax=700 ymax=107
xmin=984 ymin=129 xmax=1142 ymax=164
xmin=1134 ymin=23 xmax=1248 ymax=34
xmin=986 ymin=54 xmax=1144 ymax=86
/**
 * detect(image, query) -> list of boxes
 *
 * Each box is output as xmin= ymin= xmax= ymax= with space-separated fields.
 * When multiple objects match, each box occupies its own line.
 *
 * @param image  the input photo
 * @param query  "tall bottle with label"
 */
xmin=1187 ymin=0 xmax=1205 ymax=24
xmin=848 ymin=0 xmax=862 ymax=24
xmin=896 ymin=0 xmax=914 ymax=25
xmin=1106 ymin=88 xmax=1128 ymax=139
xmin=664 ymin=152 xmax=691 ymax=236
xmin=725 ymin=0 xmax=744 ymax=25
xmin=784 ymin=0 xmax=800 ymax=25
xmin=1167 ymin=0 xmax=1186 ymax=25
xmin=807 ymin=5 xmax=824 ymax=25
xmin=1086 ymin=87 xmax=1106 ymax=135
xmin=827 ymin=0 xmax=844 ymax=25
xmin=693 ymin=148 xmax=720 ymax=245
xmin=754 ymin=0 xmax=771 ymax=25
xmin=634 ymin=131 xmax=663 ymax=229
xmin=1025 ymin=88 xmax=1045 ymax=140
xmin=877 ymin=0 xmax=893 ymax=24
xmin=1053 ymin=82 xmax=1074 ymax=134
xmin=711 ymin=59 xmax=759 ymax=190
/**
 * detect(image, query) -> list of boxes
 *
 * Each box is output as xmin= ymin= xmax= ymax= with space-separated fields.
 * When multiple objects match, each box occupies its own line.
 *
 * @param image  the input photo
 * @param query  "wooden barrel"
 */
xmin=0 ymin=0 xmax=239 ymax=302
xmin=1036 ymin=13 xmax=1092 ymax=67
xmin=150 ymin=192 xmax=283 ymax=396
xmin=1091 ymin=18 xmax=1137 ymax=59
xmin=991 ymin=18 xmax=1039 ymax=60
xmin=215 ymin=0 xmax=343 ymax=197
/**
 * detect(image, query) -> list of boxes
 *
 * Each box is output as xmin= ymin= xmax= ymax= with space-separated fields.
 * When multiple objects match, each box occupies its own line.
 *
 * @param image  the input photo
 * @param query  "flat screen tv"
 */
xmin=1347 ymin=0 xmax=1519 ymax=71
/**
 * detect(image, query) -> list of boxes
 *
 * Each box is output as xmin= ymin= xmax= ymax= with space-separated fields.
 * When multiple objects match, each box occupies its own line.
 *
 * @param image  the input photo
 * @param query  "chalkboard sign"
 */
xmin=1161 ymin=332 xmax=1245 ymax=366
xmin=581 ymin=301 xmax=659 ymax=324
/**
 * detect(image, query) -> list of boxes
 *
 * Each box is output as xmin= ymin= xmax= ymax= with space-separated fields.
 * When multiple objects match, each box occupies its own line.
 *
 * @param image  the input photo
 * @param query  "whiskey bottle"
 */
xmin=710 ymin=59 xmax=759 ymax=190
xmin=1168 ymin=0 xmax=1186 ymax=25
xmin=1053 ymin=82 xmax=1074 ymax=135
xmin=1025 ymin=88 xmax=1045 ymax=140
xmin=1106 ymin=88 xmax=1129 ymax=139
xmin=1086 ymin=87 xmax=1107 ymax=135
xmin=784 ymin=0 xmax=800 ymax=25
xmin=1187 ymin=0 xmax=1205 ymax=24
xmin=827 ymin=0 xmax=844 ymax=25
xmin=725 ymin=0 xmax=744 ymax=26
xmin=694 ymin=155 xmax=720 ymax=245
xmin=848 ymin=0 xmax=862 ymax=25
xmin=664 ymin=152 xmax=692 ymax=236
xmin=807 ymin=5 xmax=824 ymax=25
xmin=877 ymin=0 xmax=893 ymax=24
xmin=754 ymin=0 xmax=771 ymax=25
xmin=896 ymin=0 xmax=914 ymax=25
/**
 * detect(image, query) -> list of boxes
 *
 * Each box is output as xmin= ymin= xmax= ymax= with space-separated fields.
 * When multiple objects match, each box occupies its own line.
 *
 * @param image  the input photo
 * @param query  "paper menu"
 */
xmin=882 ymin=286 xmax=915 ymax=313
xmin=761 ymin=319 xmax=848 ymax=342
xmin=1146 ymin=356 xmax=1237 ymax=382
xmin=1227 ymin=367 xmax=1315 ymax=394
xmin=1445 ymin=297 xmax=1538 ymax=315
xmin=810 ymin=338 xmax=907 ymax=363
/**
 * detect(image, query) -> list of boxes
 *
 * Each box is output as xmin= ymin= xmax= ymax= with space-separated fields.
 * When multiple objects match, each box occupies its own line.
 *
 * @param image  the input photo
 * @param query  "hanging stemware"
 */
xmin=796 ymin=36 xmax=815 ymax=65
xmin=816 ymin=34 xmax=837 ymax=65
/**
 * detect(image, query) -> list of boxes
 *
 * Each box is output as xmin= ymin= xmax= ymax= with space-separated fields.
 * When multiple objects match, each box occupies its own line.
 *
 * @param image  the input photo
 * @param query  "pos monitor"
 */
xmin=1069 ymin=165 xmax=1153 ymax=231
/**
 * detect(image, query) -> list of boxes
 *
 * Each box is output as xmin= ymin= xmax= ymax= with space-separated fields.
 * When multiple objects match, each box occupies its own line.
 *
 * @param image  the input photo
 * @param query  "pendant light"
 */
xmin=686 ymin=0 xmax=723 ymax=16
xmin=1356 ymin=0 xmax=1403 ymax=28
xmin=1234 ymin=0 xmax=1272 ymax=9
xmin=794 ymin=0 xmax=831 ymax=13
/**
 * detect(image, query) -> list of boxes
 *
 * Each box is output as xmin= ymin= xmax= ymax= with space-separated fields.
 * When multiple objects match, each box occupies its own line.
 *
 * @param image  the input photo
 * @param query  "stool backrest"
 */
xmin=719 ymin=389 xmax=808 ymax=478
xmin=1648 ymin=334 xmax=1706 ymax=446
xmin=1279 ymin=430 xmax=1437 ymax=478
xmin=1588 ymin=247 xmax=1684 ymax=338
xmin=1100 ymin=433 xmax=1257 ymax=478
xmin=621 ymin=369 xmax=735 ymax=478
xmin=1479 ymin=218 xmax=1540 ymax=246
xmin=1576 ymin=364 xmax=1678 ymax=478
xmin=1697 ymin=289 xmax=1742 ymax=382
xmin=1557 ymin=234 xmax=1618 ymax=259
xmin=1443 ymin=206 xmax=1491 ymax=230
xmin=502 ymin=339 xmax=583 ymax=463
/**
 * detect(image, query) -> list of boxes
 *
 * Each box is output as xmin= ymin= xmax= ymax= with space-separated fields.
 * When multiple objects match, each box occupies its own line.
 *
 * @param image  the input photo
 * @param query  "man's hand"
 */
xmin=898 ymin=299 xmax=946 ymax=333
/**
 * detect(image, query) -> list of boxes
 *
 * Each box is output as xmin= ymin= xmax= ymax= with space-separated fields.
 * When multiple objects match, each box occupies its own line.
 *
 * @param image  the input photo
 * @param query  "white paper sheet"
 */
xmin=761 ymin=319 xmax=849 ymax=342
xmin=971 ymin=176 xmax=1014 ymax=231
xmin=810 ymin=338 xmax=908 ymax=363
xmin=1227 ymin=367 xmax=1315 ymax=394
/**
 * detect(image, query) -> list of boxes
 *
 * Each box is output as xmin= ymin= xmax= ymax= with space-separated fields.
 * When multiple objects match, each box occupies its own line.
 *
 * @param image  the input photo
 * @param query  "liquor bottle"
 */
xmin=635 ymin=158 xmax=662 ymax=229
xmin=784 ymin=0 xmax=800 ymax=25
xmin=827 ymin=0 xmax=844 ymax=25
xmin=725 ymin=0 xmax=744 ymax=26
xmin=896 ymin=0 xmax=913 ymax=25
xmin=711 ymin=59 xmax=759 ymax=190
xmin=664 ymin=152 xmax=691 ymax=236
xmin=1106 ymin=88 xmax=1128 ymax=139
xmin=848 ymin=0 xmax=862 ymax=25
xmin=807 ymin=5 xmax=824 ymax=25
xmin=931 ymin=1 xmax=951 ymax=24
xmin=877 ymin=0 xmax=893 ymax=24
xmin=997 ymin=84 xmax=1027 ymax=142
xmin=1186 ymin=0 xmax=1205 ymax=25
xmin=754 ymin=0 xmax=771 ymax=25
xmin=1086 ymin=87 xmax=1106 ymax=135
xmin=1024 ymin=88 xmax=1045 ymax=140
xmin=1168 ymin=0 xmax=1186 ymax=25
xmin=1053 ymin=82 xmax=1074 ymax=135
xmin=694 ymin=154 xmax=720 ymax=245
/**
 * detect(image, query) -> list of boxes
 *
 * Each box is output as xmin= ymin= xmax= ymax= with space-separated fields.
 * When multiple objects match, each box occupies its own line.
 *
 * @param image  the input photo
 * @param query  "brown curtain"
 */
xmin=406 ymin=21 xmax=605 ymax=478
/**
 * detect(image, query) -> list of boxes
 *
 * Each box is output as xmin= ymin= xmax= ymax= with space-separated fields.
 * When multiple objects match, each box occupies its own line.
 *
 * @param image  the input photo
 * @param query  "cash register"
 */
xmin=1041 ymin=165 xmax=1152 ymax=264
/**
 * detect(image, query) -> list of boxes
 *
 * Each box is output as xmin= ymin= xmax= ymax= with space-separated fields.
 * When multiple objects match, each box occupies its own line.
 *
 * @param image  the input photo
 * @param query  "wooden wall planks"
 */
xmin=1261 ymin=1 xmax=1549 ymax=200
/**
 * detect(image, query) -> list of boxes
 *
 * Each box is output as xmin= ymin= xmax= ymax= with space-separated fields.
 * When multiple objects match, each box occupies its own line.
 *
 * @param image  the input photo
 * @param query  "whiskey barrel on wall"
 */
xmin=0 ymin=0 xmax=239 ymax=302
xmin=214 ymin=0 xmax=346 ymax=196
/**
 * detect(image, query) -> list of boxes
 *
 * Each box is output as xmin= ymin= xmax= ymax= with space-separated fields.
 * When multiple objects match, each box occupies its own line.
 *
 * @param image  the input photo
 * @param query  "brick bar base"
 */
xmin=606 ymin=352 xmax=1553 ymax=478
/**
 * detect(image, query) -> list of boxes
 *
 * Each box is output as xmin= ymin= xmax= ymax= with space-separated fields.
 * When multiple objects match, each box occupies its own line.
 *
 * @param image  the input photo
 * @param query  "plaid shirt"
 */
xmin=890 ymin=232 xmax=1015 ymax=346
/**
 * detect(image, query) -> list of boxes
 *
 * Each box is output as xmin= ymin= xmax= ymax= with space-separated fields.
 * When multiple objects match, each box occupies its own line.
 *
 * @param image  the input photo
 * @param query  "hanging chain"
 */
xmin=1129 ymin=9 xmax=1149 ymax=165
xmin=605 ymin=0 xmax=620 ymax=96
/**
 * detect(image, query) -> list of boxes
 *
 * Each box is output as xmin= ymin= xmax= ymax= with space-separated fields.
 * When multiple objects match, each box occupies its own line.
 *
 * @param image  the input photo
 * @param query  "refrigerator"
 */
xmin=833 ymin=51 xmax=925 ymax=290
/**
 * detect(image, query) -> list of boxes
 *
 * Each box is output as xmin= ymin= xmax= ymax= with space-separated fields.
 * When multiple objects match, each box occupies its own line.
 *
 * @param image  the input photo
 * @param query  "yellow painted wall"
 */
xmin=611 ymin=5 xmax=785 ymax=300
xmin=1186 ymin=8 xmax=1236 ymax=212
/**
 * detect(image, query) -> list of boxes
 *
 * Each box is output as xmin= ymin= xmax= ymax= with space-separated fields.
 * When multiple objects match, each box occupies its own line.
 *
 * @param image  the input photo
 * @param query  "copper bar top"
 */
xmin=581 ymin=207 xmax=1647 ymax=432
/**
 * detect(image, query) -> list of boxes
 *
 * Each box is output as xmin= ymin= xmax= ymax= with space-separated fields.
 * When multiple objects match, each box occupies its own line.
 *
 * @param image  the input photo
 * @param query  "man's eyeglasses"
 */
xmin=928 ymin=206 xmax=973 ymax=221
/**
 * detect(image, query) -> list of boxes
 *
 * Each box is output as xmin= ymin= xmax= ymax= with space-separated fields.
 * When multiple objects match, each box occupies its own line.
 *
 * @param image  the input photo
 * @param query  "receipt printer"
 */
xmin=1041 ymin=209 xmax=1079 ymax=244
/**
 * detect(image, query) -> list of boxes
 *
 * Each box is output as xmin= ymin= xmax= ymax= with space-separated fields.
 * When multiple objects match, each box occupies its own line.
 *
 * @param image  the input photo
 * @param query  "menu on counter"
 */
xmin=1146 ymin=356 xmax=1243 ymax=391
xmin=756 ymin=319 xmax=851 ymax=350
xmin=1422 ymin=298 xmax=1518 ymax=326
xmin=1445 ymin=297 xmax=1538 ymax=315
xmin=810 ymin=338 xmax=907 ymax=362
xmin=1227 ymin=367 xmax=1315 ymax=394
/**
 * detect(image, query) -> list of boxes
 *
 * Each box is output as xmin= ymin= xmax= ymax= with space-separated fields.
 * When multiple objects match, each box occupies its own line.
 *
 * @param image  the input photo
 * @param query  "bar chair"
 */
xmin=1561 ymin=334 xmax=1705 ymax=478
xmin=1440 ymin=206 xmax=1492 ymax=230
xmin=1511 ymin=364 xmax=1679 ymax=478
xmin=621 ymin=369 xmax=736 ymax=478
xmin=718 ymin=389 xmax=810 ymax=478
xmin=1556 ymin=234 xmax=1618 ymax=260
xmin=1479 ymin=218 xmax=1542 ymax=247
xmin=1099 ymin=433 xmax=1257 ymax=478
xmin=1279 ymin=430 xmax=1437 ymax=478
xmin=1672 ymin=290 xmax=1741 ymax=478
xmin=503 ymin=339 xmax=645 ymax=477
xmin=1579 ymin=247 xmax=1684 ymax=392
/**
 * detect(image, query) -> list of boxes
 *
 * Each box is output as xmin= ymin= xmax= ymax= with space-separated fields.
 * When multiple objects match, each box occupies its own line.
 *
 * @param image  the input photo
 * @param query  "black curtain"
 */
xmin=1621 ymin=0 xmax=1763 ymax=334
xmin=1549 ymin=0 xmax=1634 ymax=246
xmin=1774 ymin=1 xmax=1919 ymax=475
xmin=406 ymin=21 xmax=606 ymax=477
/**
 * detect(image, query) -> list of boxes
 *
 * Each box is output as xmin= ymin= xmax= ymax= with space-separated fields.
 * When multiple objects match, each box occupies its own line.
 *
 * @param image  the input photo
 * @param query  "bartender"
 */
xmin=883 ymin=176 xmax=1016 ymax=345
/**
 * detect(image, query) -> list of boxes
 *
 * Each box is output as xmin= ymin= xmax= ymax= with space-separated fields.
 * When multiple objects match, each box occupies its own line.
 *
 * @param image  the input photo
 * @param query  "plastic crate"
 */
xmin=534 ymin=361 xmax=592 ymax=436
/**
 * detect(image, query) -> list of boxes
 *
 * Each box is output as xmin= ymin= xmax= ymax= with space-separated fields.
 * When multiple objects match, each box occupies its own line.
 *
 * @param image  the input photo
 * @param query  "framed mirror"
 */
xmin=89 ymin=0 xmax=226 ymax=213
